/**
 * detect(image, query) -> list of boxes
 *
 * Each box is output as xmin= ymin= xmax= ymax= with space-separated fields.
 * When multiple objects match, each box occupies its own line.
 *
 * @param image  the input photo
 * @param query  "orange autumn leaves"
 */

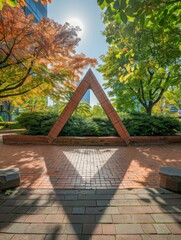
xmin=0 ymin=5 xmax=97 ymax=99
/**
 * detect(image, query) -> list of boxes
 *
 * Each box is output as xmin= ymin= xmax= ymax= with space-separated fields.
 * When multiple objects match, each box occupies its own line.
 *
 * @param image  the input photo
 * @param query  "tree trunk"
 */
xmin=5 ymin=101 xmax=13 ymax=121
xmin=145 ymin=104 xmax=153 ymax=116
xmin=7 ymin=111 xmax=12 ymax=122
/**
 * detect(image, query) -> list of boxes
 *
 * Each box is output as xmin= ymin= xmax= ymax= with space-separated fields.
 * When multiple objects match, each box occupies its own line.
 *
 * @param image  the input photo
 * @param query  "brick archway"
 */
xmin=48 ymin=69 xmax=130 ymax=145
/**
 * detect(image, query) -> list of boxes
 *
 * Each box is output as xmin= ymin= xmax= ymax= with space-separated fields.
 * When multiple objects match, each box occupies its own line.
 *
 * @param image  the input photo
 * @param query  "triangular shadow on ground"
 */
xmin=43 ymin=146 xmax=181 ymax=238
xmin=45 ymin=147 xmax=133 ymax=238
xmin=0 ymin=144 xmax=181 ymax=238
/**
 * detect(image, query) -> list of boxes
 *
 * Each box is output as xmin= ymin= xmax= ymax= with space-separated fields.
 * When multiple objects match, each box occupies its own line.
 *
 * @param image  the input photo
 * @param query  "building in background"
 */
xmin=76 ymin=81 xmax=90 ymax=104
xmin=24 ymin=0 xmax=47 ymax=22
xmin=81 ymin=89 xmax=90 ymax=104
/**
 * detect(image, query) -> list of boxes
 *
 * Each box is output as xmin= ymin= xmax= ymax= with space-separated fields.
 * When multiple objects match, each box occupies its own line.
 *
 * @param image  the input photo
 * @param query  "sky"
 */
xmin=48 ymin=0 xmax=108 ymax=106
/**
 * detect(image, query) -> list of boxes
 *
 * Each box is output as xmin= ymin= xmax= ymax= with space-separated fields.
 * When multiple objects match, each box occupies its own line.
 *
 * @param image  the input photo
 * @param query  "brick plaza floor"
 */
xmin=0 ymin=144 xmax=181 ymax=189
xmin=0 ymin=143 xmax=181 ymax=239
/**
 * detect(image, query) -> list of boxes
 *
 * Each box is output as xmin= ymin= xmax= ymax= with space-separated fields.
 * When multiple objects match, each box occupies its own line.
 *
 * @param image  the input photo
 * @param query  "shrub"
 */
xmin=0 ymin=122 xmax=22 ymax=129
xmin=16 ymin=112 xmax=58 ymax=135
xmin=0 ymin=116 xmax=4 ymax=122
xmin=16 ymin=111 xmax=181 ymax=136
xmin=59 ymin=116 xmax=117 ymax=136
xmin=123 ymin=114 xmax=181 ymax=136
xmin=91 ymin=118 xmax=117 ymax=136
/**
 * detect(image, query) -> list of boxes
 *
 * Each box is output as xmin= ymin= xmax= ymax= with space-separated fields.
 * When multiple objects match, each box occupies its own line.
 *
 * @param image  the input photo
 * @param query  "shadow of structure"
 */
xmin=0 ymin=144 xmax=181 ymax=239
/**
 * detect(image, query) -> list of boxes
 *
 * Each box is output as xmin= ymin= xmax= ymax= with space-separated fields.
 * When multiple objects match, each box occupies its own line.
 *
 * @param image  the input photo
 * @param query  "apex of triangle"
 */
xmin=86 ymin=68 xmax=96 ymax=79
xmin=80 ymin=68 xmax=97 ymax=86
xmin=81 ymin=68 xmax=97 ymax=86
xmin=87 ymin=68 xmax=94 ymax=74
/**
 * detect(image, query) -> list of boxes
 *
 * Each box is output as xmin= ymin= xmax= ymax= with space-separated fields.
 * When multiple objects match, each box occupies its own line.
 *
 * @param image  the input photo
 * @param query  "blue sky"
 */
xmin=48 ymin=0 xmax=108 ymax=106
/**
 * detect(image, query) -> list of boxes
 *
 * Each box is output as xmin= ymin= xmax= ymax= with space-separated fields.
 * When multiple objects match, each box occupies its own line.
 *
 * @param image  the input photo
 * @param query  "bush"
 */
xmin=91 ymin=118 xmax=117 ymax=136
xmin=16 ymin=111 xmax=181 ymax=136
xmin=0 ymin=122 xmax=22 ymax=129
xmin=123 ymin=114 xmax=181 ymax=136
xmin=60 ymin=117 xmax=117 ymax=136
xmin=0 ymin=116 xmax=4 ymax=122
xmin=16 ymin=112 xmax=59 ymax=135
xmin=61 ymin=117 xmax=98 ymax=136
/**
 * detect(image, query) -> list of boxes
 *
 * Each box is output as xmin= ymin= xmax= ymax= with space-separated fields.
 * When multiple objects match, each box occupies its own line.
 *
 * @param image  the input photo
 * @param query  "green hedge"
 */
xmin=16 ymin=112 xmax=181 ymax=136
xmin=123 ymin=114 xmax=181 ymax=136
xmin=16 ymin=112 xmax=58 ymax=135
xmin=61 ymin=117 xmax=116 ymax=136
xmin=0 ymin=122 xmax=22 ymax=129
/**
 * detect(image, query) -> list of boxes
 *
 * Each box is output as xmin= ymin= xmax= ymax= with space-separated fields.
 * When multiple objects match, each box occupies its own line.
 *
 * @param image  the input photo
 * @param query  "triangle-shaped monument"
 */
xmin=48 ymin=69 xmax=130 ymax=145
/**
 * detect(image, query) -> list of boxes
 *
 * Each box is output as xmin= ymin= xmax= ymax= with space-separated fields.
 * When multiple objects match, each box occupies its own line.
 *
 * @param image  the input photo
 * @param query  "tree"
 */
xmin=165 ymin=86 xmax=181 ymax=111
xmin=91 ymin=104 xmax=106 ymax=118
xmin=0 ymin=0 xmax=52 ymax=9
xmin=97 ymin=0 xmax=181 ymax=27
xmin=15 ymin=96 xmax=48 ymax=113
xmin=73 ymin=101 xmax=91 ymax=117
xmin=98 ymin=1 xmax=181 ymax=115
xmin=0 ymin=6 xmax=97 ymax=99
xmin=154 ymin=85 xmax=181 ymax=115
xmin=53 ymin=98 xmax=91 ymax=117
xmin=0 ymin=100 xmax=15 ymax=121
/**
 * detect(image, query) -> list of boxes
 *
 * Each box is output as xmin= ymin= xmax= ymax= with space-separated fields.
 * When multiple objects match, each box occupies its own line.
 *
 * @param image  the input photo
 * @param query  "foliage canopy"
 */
xmin=0 ymin=5 xmax=96 ymax=100
xmin=97 ymin=0 xmax=181 ymax=115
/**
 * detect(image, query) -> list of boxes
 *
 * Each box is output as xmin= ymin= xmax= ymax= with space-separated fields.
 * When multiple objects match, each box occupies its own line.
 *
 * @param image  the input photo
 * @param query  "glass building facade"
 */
xmin=81 ymin=90 xmax=90 ymax=104
xmin=24 ymin=0 xmax=47 ymax=22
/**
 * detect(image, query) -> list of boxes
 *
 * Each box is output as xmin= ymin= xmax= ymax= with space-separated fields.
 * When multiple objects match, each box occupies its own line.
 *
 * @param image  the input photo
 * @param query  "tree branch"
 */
xmin=139 ymin=79 xmax=146 ymax=105
xmin=0 ymin=82 xmax=42 ymax=98
xmin=0 ymin=60 xmax=34 ymax=93
xmin=152 ymin=73 xmax=171 ymax=105
xmin=127 ymin=81 xmax=147 ymax=108
xmin=0 ymin=60 xmax=25 ymax=69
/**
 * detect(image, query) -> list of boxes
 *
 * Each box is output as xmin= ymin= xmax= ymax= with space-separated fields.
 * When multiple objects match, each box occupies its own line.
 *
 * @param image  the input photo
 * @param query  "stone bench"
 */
xmin=0 ymin=168 xmax=20 ymax=191
xmin=159 ymin=167 xmax=181 ymax=192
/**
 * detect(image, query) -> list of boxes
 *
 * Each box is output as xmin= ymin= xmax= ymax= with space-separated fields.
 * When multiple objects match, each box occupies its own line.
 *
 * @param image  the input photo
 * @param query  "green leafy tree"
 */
xmin=97 ymin=0 xmax=181 ymax=26
xmin=153 ymin=85 xmax=181 ymax=115
xmin=91 ymin=104 xmax=107 ymax=118
xmin=98 ymin=1 xmax=181 ymax=115
xmin=53 ymin=100 xmax=91 ymax=117
xmin=164 ymin=86 xmax=181 ymax=111
xmin=73 ymin=101 xmax=91 ymax=117
xmin=17 ymin=96 xmax=47 ymax=113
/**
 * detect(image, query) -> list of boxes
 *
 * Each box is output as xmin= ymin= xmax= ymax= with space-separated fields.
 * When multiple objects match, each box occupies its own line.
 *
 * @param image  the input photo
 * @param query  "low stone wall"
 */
xmin=2 ymin=134 xmax=181 ymax=146
xmin=54 ymin=136 xmax=125 ymax=146
xmin=131 ymin=136 xmax=181 ymax=144
xmin=3 ymin=135 xmax=49 ymax=145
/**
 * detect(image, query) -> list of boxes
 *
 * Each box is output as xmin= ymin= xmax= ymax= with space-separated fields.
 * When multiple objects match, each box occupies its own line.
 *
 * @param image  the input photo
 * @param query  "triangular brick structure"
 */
xmin=48 ymin=69 xmax=130 ymax=145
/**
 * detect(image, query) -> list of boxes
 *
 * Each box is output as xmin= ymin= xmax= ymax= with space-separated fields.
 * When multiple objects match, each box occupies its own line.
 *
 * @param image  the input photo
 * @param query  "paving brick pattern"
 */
xmin=0 ymin=144 xmax=181 ymax=189
xmin=0 ymin=188 xmax=181 ymax=239
xmin=0 ymin=144 xmax=181 ymax=238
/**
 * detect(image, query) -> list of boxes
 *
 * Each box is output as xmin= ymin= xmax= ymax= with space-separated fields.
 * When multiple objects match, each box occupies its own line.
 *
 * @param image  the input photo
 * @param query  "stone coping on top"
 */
xmin=159 ymin=167 xmax=181 ymax=177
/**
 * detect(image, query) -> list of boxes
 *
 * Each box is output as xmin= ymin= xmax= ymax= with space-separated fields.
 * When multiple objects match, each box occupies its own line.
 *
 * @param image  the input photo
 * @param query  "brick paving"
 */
xmin=0 ymin=188 xmax=181 ymax=239
xmin=0 ymin=143 xmax=181 ymax=239
xmin=0 ymin=144 xmax=181 ymax=189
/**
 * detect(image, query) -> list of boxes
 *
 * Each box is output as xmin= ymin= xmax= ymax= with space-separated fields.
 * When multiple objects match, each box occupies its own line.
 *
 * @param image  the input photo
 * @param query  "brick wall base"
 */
xmin=2 ymin=135 xmax=181 ymax=146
